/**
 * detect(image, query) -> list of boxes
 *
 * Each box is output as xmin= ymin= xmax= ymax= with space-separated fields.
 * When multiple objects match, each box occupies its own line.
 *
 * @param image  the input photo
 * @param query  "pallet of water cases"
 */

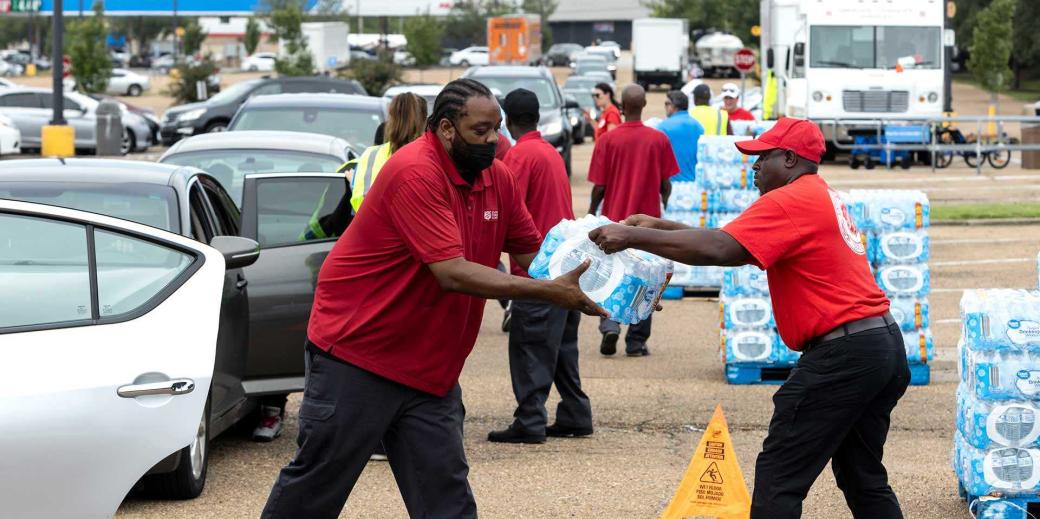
xmin=959 ymin=485 xmax=1040 ymax=519
xmin=725 ymin=361 xmax=929 ymax=385
xmin=662 ymin=285 xmax=720 ymax=300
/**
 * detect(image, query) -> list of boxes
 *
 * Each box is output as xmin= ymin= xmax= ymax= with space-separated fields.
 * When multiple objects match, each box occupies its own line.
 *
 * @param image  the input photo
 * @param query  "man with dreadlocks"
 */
xmin=261 ymin=78 xmax=608 ymax=519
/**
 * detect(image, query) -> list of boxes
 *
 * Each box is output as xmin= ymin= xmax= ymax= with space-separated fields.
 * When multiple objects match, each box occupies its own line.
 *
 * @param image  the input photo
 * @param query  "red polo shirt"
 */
xmin=727 ymin=108 xmax=756 ymax=121
xmin=588 ymin=121 xmax=679 ymax=221
xmin=721 ymin=174 xmax=890 ymax=350
xmin=307 ymin=131 xmax=542 ymax=396
xmin=502 ymin=131 xmax=574 ymax=277
xmin=495 ymin=132 xmax=512 ymax=160
xmin=594 ymin=104 xmax=622 ymax=141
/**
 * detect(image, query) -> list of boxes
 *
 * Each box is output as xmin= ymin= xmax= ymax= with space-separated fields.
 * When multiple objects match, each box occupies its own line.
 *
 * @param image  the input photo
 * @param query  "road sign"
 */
xmin=1 ymin=0 xmax=41 ymax=12
xmin=733 ymin=48 xmax=756 ymax=73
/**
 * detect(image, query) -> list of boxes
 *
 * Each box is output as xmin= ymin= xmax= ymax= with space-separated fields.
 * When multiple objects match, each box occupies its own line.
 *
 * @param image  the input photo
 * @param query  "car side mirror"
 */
xmin=210 ymin=235 xmax=260 ymax=269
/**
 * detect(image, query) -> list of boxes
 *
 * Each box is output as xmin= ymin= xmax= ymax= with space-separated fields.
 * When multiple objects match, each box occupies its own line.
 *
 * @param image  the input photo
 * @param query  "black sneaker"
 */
xmin=626 ymin=342 xmax=650 ymax=357
xmin=546 ymin=423 xmax=593 ymax=438
xmin=600 ymin=331 xmax=619 ymax=356
xmin=487 ymin=427 xmax=545 ymax=444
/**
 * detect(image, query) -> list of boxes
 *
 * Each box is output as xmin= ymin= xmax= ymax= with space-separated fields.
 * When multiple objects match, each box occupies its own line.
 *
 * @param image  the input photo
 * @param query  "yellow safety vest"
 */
xmin=763 ymin=70 xmax=778 ymax=120
xmin=690 ymin=105 xmax=728 ymax=136
xmin=347 ymin=143 xmax=393 ymax=213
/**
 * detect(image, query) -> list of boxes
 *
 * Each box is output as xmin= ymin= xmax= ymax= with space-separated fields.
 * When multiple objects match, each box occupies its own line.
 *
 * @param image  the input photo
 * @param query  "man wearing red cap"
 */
xmin=589 ymin=117 xmax=908 ymax=519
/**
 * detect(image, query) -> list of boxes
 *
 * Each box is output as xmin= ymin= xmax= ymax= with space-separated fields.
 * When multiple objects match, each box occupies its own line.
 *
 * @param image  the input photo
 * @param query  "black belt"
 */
xmin=804 ymin=312 xmax=896 ymax=352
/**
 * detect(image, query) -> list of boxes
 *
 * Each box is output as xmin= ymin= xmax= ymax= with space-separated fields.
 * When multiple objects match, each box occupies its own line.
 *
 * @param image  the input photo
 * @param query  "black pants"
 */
xmin=751 ymin=323 xmax=910 ymax=519
xmin=262 ymin=344 xmax=476 ymax=519
xmin=599 ymin=314 xmax=652 ymax=352
xmin=508 ymin=300 xmax=591 ymax=434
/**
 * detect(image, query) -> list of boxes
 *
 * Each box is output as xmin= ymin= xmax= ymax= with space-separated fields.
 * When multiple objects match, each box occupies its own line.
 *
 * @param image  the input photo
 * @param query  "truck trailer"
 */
xmin=760 ymin=0 xmax=946 ymax=144
xmin=632 ymin=18 xmax=689 ymax=90
xmin=488 ymin=15 xmax=542 ymax=66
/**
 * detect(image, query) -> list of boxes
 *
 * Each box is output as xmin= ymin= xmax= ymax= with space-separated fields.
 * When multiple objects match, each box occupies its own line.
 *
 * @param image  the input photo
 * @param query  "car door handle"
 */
xmin=117 ymin=378 xmax=195 ymax=398
xmin=236 ymin=273 xmax=248 ymax=289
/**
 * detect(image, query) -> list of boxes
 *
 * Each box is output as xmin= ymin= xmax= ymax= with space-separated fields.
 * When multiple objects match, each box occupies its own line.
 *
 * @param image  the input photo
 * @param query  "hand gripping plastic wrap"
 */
xmin=528 ymin=215 xmax=673 ymax=325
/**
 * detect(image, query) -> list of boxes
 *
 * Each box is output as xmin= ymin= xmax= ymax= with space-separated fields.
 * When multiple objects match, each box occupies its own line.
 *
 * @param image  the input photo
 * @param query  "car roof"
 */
xmin=0 ymin=158 xmax=199 ymax=186
xmin=464 ymin=66 xmax=552 ymax=79
xmin=239 ymin=93 xmax=386 ymax=111
xmin=161 ymin=130 xmax=353 ymax=160
xmin=383 ymin=84 xmax=443 ymax=97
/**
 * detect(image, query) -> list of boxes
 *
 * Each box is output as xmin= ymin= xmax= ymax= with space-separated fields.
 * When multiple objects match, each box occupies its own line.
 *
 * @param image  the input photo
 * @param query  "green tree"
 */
xmin=267 ymin=0 xmax=316 ymax=76
xmin=67 ymin=1 xmax=112 ymax=94
xmin=522 ymin=0 xmax=558 ymax=51
xmin=969 ymin=0 xmax=1014 ymax=93
xmin=444 ymin=1 xmax=513 ymax=47
xmin=244 ymin=17 xmax=263 ymax=56
xmin=165 ymin=58 xmax=219 ymax=104
xmin=181 ymin=20 xmax=207 ymax=56
xmin=403 ymin=9 xmax=444 ymax=68
xmin=648 ymin=0 xmax=759 ymax=46
xmin=339 ymin=52 xmax=402 ymax=96
xmin=1011 ymin=0 xmax=1040 ymax=89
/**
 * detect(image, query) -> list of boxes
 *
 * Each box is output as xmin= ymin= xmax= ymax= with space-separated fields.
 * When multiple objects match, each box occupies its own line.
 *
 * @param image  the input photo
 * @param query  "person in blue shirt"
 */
xmin=656 ymin=90 xmax=704 ymax=183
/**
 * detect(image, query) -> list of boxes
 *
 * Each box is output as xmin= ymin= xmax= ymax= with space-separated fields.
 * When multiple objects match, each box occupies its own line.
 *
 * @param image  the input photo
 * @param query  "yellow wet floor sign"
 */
xmin=661 ymin=405 xmax=751 ymax=519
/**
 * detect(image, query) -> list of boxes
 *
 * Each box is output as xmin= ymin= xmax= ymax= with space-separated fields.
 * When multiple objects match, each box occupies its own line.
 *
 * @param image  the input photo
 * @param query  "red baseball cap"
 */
xmin=735 ymin=117 xmax=826 ymax=163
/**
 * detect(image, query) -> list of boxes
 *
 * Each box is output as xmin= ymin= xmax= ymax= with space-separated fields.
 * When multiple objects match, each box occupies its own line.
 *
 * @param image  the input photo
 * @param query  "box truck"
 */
xmin=488 ymin=15 xmax=542 ymax=66
xmin=632 ymin=18 xmax=689 ymax=90
xmin=299 ymin=22 xmax=350 ymax=73
xmin=760 ymin=0 xmax=946 ymax=142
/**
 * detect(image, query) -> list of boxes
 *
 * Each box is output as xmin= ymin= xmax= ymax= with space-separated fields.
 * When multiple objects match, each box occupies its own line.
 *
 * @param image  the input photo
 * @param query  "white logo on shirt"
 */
xmin=828 ymin=189 xmax=866 ymax=255
xmin=484 ymin=210 xmax=499 ymax=221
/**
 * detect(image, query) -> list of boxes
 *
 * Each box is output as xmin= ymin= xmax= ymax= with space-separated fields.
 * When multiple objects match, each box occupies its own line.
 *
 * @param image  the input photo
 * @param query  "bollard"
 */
xmin=95 ymin=100 xmax=124 ymax=156
xmin=41 ymin=125 xmax=75 ymax=158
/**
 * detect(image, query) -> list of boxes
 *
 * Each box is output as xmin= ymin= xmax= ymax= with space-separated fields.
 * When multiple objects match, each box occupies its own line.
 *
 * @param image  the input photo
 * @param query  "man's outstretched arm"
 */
xmin=588 ymin=225 xmax=752 ymax=267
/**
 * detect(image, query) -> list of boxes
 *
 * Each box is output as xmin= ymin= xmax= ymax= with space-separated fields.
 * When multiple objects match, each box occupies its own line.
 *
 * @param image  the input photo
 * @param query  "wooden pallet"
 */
xmin=662 ymin=285 xmax=720 ymax=300
xmin=960 ymin=483 xmax=1040 ymax=519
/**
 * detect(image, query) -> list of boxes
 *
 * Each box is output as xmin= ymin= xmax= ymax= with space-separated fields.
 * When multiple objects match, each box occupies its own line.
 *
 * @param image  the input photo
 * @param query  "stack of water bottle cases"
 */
xmin=955 ymin=283 xmax=1040 ymax=517
xmin=663 ymin=135 xmax=758 ymax=293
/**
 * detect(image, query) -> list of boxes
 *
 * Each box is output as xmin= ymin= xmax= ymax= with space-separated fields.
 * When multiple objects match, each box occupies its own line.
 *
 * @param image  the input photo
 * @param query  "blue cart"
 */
xmin=849 ymin=125 xmax=930 ymax=170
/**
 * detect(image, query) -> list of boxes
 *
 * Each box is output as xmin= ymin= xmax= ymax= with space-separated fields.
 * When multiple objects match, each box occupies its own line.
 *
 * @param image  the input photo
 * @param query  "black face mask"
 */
xmin=449 ymin=125 xmax=497 ymax=181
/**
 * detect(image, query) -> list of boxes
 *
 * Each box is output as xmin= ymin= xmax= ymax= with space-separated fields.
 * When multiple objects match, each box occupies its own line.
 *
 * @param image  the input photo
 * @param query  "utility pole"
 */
xmin=51 ymin=0 xmax=65 ymax=126
xmin=172 ymin=0 xmax=179 ymax=57
xmin=943 ymin=0 xmax=954 ymax=113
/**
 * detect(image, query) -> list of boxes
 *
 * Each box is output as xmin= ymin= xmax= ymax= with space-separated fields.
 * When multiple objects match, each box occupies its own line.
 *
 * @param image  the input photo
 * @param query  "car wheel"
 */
xmin=460 ymin=60 xmax=470 ymax=67
xmin=140 ymin=396 xmax=210 ymax=499
xmin=127 ymin=84 xmax=143 ymax=96
xmin=249 ymin=65 xmax=258 ymax=72
xmin=205 ymin=122 xmax=228 ymax=133
xmin=120 ymin=129 xmax=134 ymax=155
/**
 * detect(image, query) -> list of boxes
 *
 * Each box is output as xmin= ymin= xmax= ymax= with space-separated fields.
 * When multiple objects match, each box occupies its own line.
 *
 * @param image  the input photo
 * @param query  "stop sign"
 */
xmin=733 ymin=48 xmax=756 ymax=73
xmin=62 ymin=56 xmax=71 ymax=78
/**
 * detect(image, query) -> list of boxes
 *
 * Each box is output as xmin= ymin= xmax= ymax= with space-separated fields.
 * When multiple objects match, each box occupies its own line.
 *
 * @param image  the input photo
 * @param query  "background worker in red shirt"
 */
xmin=261 ymin=79 xmax=607 ymax=519
xmin=486 ymin=89 xmax=593 ymax=445
xmin=587 ymin=83 xmax=679 ymax=357
xmin=721 ymin=82 xmax=756 ymax=122
xmin=588 ymin=118 xmax=908 ymax=519
xmin=587 ymin=82 xmax=622 ymax=141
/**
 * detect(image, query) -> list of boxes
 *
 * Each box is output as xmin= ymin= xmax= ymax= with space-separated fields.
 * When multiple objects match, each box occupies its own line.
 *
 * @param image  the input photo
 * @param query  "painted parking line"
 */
xmin=931 ymin=257 xmax=1033 ymax=267
xmin=935 ymin=318 xmax=961 ymax=325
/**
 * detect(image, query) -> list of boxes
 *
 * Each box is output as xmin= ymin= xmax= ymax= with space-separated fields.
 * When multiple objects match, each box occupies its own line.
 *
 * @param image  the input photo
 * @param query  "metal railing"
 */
xmin=816 ymin=115 xmax=1040 ymax=175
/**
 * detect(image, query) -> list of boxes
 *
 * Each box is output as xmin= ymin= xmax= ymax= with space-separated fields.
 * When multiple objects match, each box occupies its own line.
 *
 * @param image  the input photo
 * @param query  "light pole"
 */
xmin=51 ymin=0 xmax=64 ymax=126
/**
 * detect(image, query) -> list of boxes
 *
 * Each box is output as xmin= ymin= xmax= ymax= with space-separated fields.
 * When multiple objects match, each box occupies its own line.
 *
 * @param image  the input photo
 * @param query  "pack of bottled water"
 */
xmin=844 ymin=189 xmax=930 ymax=232
xmin=721 ymin=294 xmax=775 ymax=329
xmin=714 ymin=189 xmax=759 ymax=213
xmin=962 ymin=290 xmax=1040 ymax=352
xmin=964 ymin=348 xmax=1040 ymax=402
xmin=670 ymin=263 xmax=724 ymax=287
xmin=697 ymin=135 xmax=752 ymax=165
xmin=722 ymin=329 xmax=785 ymax=364
xmin=528 ymin=215 xmax=674 ymax=325
xmin=668 ymin=182 xmax=711 ymax=213
xmin=722 ymin=265 xmax=770 ymax=297
xmin=955 ymin=430 xmax=1040 ymax=497
xmin=875 ymin=264 xmax=931 ymax=298
xmin=903 ymin=328 xmax=934 ymax=363
xmin=730 ymin=120 xmax=777 ymax=138
xmin=958 ymin=386 xmax=1040 ymax=450
xmin=870 ymin=231 xmax=930 ymax=265
xmin=695 ymin=163 xmax=755 ymax=190
xmin=662 ymin=210 xmax=709 ymax=229
xmin=889 ymin=296 xmax=929 ymax=331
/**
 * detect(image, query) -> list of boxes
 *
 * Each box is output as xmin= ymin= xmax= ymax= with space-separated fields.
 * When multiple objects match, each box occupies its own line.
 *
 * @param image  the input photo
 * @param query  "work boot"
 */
xmin=626 ymin=342 xmax=650 ymax=357
xmin=546 ymin=423 xmax=593 ymax=438
xmin=487 ymin=426 xmax=545 ymax=444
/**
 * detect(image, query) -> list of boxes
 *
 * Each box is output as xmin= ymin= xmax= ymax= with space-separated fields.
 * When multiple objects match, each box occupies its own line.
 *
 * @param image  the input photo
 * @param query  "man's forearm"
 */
xmin=432 ymin=259 xmax=559 ymax=302
xmin=626 ymin=228 xmax=746 ymax=266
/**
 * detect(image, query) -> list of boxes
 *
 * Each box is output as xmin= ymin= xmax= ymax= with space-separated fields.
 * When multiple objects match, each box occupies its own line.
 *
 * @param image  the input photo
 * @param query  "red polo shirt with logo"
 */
xmin=721 ymin=174 xmax=890 ymax=350
xmin=503 ymin=131 xmax=575 ymax=277
xmin=308 ymin=131 xmax=542 ymax=396
xmin=588 ymin=121 xmax=679 ymax=221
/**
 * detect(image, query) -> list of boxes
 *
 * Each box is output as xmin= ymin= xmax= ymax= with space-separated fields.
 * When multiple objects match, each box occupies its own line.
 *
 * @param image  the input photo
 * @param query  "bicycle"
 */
xmin=933 ymin=125 xmax=1013 ymax=169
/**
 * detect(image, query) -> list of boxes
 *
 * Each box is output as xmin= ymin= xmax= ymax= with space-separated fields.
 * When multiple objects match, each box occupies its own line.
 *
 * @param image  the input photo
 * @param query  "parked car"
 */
xmin=598 ymin=40 xmax=622 ymax=59
xmin=0 ymin=113 xmax=21 ymax=157
xmin=159 ymin=130 xmax=357 ymax=205
xmin=562 ymin=75 xmax=600 ymax=91
xmin=462 ymin=66 xmax=577 ymax=174
xmin=129 ymin=54 xmax=153 ymax=68
xmin=544 ymin=43 xmax=584 ymax=66
xmin=241 ymin=52 xmax=277 ymax=72
xmin=159 ymin=76 xmax=366 ymax=146
xmin=228 ymin=93 xmax=387 ymax=150
xmin=110 ymin=48 xmax=131 ymax=67
xmin=0 ymin=196 xmax=234 ymax=517
xmin=449 ymin=46 xmax=489 ymax=67
xmin=562 ymin=93 xmax=586 ymax=145
xmin=562 ymin=87 xmax=596 ymax=140
xmin=151 ymin=53 xmax=176 ymax=73
xmin=0 ymin=157 xmax=348 ymax=502
xmin=350 ymin=50 xmax=375 ymax=62
xmin=573 ymin=57 xmax=614 ymax=79
xmin=393 ymin=50 xmax=416 ymax=66
xmin=0 ymin=87 xmax=153 ymax=154
xmin=0 ymin=59 xmax=23 ymax=77
xmin=382 ymin=83 xmax=443 ymax=115
xmin=86 ymin=93 xmax=161 ymax=144
xmin=108 ymin=68 xmax=150 ymax=96
xmin=579 ymin=70 xmax=615 ymax=89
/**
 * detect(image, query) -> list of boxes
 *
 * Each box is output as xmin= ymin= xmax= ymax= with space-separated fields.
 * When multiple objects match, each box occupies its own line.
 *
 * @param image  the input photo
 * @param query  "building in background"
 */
xmin=548 ymin=0 xmax=650 ymax=49
xmin=198 ymin=17 xmax=276 ymax=62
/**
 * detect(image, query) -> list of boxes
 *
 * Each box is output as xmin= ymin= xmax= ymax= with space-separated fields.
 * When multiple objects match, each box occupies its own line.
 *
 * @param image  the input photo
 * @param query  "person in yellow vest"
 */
xmin=689 ymin=83 xmax=732 ymax=136
xmin=762 ymin=69 xmax=778 ymax=120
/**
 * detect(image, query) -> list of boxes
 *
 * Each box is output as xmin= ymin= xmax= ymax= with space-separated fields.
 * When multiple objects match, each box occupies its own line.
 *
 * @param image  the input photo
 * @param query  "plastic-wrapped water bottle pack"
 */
xmin=696 ymin=135 xmax=752 ymax=164
xmin=694 ymin=163 xmax=755 ymax=190
xmin=671 ymin=263 xmax=723 ymax=287
xmin=958 ymin=385 xmax=1040 ymax=450
xmin=889 ymin=296 xmax=930 ymax=331
xmin=722 ymin=265 xmax=770 ymax=297
xmin=875 ymin=263 xmax=931 ymax=298
xmin=844 ymin=189 xmax=930 ymax=232
xmin=962 ymin=290 xmax=1040 ymax=352
xmin=955 ymin=430 xmax=1040 ymax=497
xmin=668 ymin=182 xmax=710 ymax=213
xmin=714 ymin=188 xmax=759 ymax=213
xmin=528 ymin=215 xmax=674 ymax=325
xmin=720 ymin=294 xmax=775 ymax=329
xmin=870 ymin=231 xmax=930 ymax=265
xmin=903 ymin=328 xmax=934 ymax=363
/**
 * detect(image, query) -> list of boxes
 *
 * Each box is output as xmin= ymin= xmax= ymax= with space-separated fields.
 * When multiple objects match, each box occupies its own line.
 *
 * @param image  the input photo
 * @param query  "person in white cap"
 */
xmin=721 ymin=82 xmax=756 ymax=122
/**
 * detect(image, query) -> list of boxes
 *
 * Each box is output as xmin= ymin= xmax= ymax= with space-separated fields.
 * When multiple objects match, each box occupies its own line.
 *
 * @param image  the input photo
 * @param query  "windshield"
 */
xmin=564 ymin=77 xmax=599 ymax=90
xmin=208 ymin=79 xmax=262 ymax=104
xmin=231 ymin=107 xmax=384 ymax=149
xmin=162 ymin=149 xmax=344 ymax=206
xmin=575 ymin=63 xmax=608 ymax=76
xmin=471 ymin=77 xmax=559 ymax=109
xmin=0 ymin=182 xmax=180 ymax=233
xmin=810 ymin=25 xmax=941 ymax=70
xmin=564 ymin=90 xmax=595 ymax=109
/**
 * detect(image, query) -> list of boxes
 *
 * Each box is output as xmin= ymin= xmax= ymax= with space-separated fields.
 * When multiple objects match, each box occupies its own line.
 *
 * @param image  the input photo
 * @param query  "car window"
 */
xmin=0 ymin=92 xmax=40 ymax=108
xmin=249 ymin=83 xmax=282 ymax=98
xmin=0 ymin=213 xmax=92 ymax=328
xmin=470 ymin=77 xmax=559 ymax=108
xmin=94 ymin=229 xmax=193 ymax=318
xmin=0 ymin=182 xmax=180 ymax=233
xmin=255 ymin=177 xmax=348 ymax=248
xmin=230 ymin=107 xmax=384 ymax=148
xmin=188 ymin=183 xmax=215 ymax=243
xmin=161 ymin=149 xmax=344 ymax=206
xmin=200 ymin=176 xmax=240 ymax=235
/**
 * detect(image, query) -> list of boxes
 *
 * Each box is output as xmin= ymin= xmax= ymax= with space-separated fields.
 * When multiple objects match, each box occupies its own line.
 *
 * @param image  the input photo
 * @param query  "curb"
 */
xmin=933 ymin=218 xmax=1040 ymax=226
